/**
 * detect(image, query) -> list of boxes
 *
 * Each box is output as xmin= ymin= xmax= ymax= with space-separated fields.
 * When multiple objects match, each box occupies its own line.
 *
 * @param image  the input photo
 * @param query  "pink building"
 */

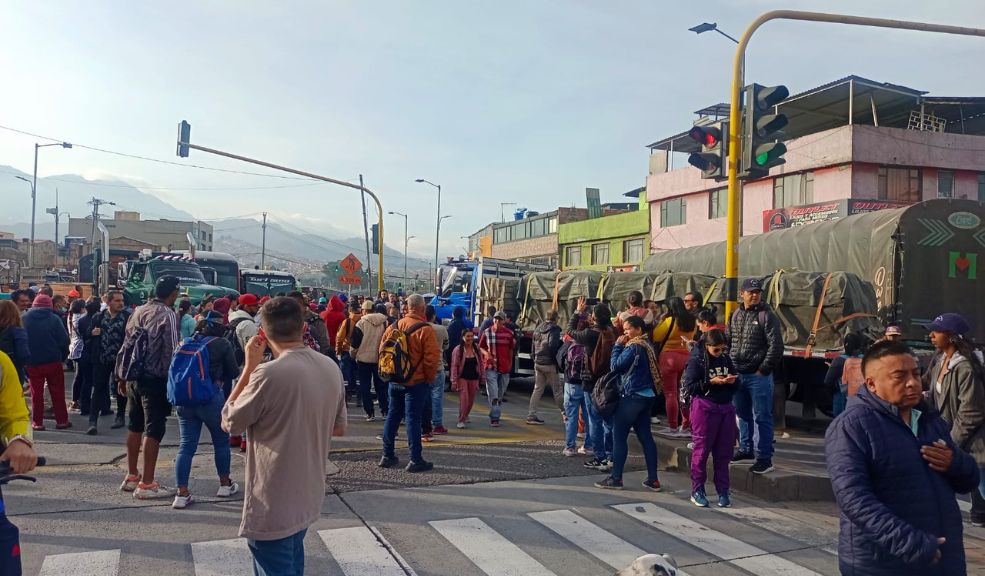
xmin=645 ymin=76 xmax=985 ymax=252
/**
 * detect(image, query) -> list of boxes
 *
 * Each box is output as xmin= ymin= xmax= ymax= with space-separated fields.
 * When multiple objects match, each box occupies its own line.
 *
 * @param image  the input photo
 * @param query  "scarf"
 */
xmin=629 ymin=335 xmax=662 ymax=388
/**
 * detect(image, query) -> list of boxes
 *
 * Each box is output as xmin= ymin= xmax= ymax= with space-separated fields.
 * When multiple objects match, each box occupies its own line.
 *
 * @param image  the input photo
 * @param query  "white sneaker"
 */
xmin=650 ymin=416 xmax=661 ymax=425
xmin=119 ymin=474 xmax=140 ymax=492
xmin=172 ymin=493 xmax=193 ymax=509
xmin=133 ymin=482 xmax=176 ymax=500
xmin=576 ymin=432 xmax=586 ymax=439
xmin=456 ymin=422 xmax=466 ymax=429
xmin=216 ymin=482 xmax=240 ymax=498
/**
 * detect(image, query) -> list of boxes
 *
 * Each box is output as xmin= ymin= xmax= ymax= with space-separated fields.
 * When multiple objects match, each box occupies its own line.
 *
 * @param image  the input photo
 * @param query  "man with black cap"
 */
xmin=116 ymin=275 xmax=181 ymax=499
xmin=726 ymin=278 xmax=783 ymax=475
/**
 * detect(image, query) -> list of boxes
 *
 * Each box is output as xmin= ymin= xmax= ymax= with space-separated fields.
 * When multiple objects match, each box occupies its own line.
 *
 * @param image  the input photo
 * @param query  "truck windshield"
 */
xmin=151 ymin=262 xmax=206 ymax=285
xmin=241 ymin=274 xmax=297 ymax=296
xmin=440 ymin=265 xmax=471 ymax=297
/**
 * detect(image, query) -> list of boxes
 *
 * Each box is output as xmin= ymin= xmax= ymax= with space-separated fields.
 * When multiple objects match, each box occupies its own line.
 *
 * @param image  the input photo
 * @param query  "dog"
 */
xmin=614 ymin=554 xmax=679 ymax=576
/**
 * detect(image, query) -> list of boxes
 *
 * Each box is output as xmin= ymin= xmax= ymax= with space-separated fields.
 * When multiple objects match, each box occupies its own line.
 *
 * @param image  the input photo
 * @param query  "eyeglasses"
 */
xmin=707 ymin=346 xmax=726 ymax=353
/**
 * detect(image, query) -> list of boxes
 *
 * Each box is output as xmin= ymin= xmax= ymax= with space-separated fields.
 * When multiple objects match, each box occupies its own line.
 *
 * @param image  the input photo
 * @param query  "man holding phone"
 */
xmin=222 ymin=297 xmax=347 ymax=576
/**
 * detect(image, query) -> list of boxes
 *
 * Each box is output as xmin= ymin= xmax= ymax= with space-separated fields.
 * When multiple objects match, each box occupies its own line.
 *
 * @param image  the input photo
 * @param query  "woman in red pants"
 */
xmin=652 ymin=297 xmax=696 ymax=437
xmin=450 ymin=331 xmax=483 ymax=429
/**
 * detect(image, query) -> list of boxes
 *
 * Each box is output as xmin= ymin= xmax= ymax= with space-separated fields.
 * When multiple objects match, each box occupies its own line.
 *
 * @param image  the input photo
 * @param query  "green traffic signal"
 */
xmin=755 ymin=143 xmax=787 ymax=166
xmin=739 ymin=83 xmax=789 ymax=180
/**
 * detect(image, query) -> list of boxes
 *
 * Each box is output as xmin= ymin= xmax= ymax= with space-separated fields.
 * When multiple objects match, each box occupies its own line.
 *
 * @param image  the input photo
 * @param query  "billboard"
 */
xmin=763 ymin=199 xmax=909 ymax=231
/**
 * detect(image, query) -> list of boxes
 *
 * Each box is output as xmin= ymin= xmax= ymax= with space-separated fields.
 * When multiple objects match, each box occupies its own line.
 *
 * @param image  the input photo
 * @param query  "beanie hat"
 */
xmin=32 ymin=294 xmax=53 ymax=308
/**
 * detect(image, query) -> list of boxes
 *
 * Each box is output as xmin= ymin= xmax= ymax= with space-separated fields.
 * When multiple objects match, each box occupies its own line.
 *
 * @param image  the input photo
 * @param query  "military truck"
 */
xmin=120 ymin=254 xmax=238 ymax=307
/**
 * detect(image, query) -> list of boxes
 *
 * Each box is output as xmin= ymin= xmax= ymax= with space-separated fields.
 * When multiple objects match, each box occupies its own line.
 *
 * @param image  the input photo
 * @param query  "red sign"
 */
xmin=340 ymin=253 xmax=362 ymax=275
xmin=338 ymin=274 xmax=363 ymax=285
xmin=763 ymin=199 xmax=910 ymax=232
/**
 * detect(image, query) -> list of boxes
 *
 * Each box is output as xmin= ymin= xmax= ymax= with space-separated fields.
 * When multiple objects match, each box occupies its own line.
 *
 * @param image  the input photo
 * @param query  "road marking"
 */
xmin=613 ymin=503 xmax=823 ymax=576
xmin=529 ymin=509 xmax=691 ymax=576
xmin=318 ymin=526 xmax=409 ymax=576
xmin=39 ymin=549 xmax=121 ymax=576
xmin=430 ymin=517 xmax=556 ymax=576
xmin=712 ymin=505 xmax=838 ymax=555
xmin=191 ymin=537 xmax=253 ymax=576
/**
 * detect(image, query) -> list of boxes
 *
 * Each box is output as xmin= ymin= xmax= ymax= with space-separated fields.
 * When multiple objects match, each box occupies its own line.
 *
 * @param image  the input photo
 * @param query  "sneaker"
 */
xmin=86 ymin=425 xmax=97 ymax=436
xmin=111 ymin=416 xmax=125 ymax=429
xmin=456 ymin=422 xmax=466 ymax=429
xmin=365 ymin=415 xmax=377 ymax=422
xmin=650 ymin=416 xmax=661 ymax=425
xmin=576 ymin=432 xmax=586 ymax=439
xmin=583 ymin=458 xmax=605 ymax=470
xmin=656 ymin=426 xmax=677 ymax=437
xmin=594 ymin=477 xmax=624 ymax=490
xmin=216 ymin=482 xmax=240 ymax=497
xmin=433 ymin=425 xmax=449 ymax=435
xmin=70 ymin=401 xmax=80 ymax=411
xmin=731 ymin=451 xmax=754 ymax=463
xmin=119 ymin=474 xmax=141 ymax=492
xmin=686 ymin=442 xmax=695 ymax=450
xmin=422 ymin=434 xmax=433 ymax=443
xmin=375 ymin=433 xmax=401 ymax=441
xmin=31 ymin=424 xmax=46 ymax=431
xmin=676 ymin=427 xmax=692 ymax=439
xmin=578 ymin=446 xmax=594 ymax=456
xmin=133 ymin=481 xmax=176 ymax=500
xmin=642 ymin=479 xmax=662 ymax=492
xmin=526 ymin=416 xmax=545 ymax=425
xmin=378 ymin=455 xmax=399 ymax=468
xmin=172 ymin=493 xmax=193 ymax=509
xmin=406 ymin=460 xmax=434 ymax=473
xmin=970 ymin=516 xmax=985 ymax=528
xmin=599 ymin=458 xmax=613 ymax=472
xmin=718 ymin=490 xmax=732 ymax=508
xmin=562 ymin=448 xmax=578 ymax=457
xmin=750 ymin=460 xmax=775 ymax=475
xmin=691 ymin=488 xmax=709 ymax=507
xmin=490 ymin=420 xmax=501 ymax=428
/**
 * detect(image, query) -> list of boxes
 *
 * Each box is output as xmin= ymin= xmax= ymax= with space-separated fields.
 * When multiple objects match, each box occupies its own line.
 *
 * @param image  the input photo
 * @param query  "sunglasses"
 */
xmin=707 ymin=346 xmax=726 ymax=353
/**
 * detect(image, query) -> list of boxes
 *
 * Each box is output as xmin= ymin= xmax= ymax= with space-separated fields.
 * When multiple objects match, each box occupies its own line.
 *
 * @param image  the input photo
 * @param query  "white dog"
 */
xmin=614 ymin=554 xmax=680 ymax=576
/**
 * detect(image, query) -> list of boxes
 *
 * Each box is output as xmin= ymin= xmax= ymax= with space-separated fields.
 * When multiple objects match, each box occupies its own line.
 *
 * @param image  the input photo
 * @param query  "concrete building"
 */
xmin=67 ymin=211 xmax=213 ymax=253
xmin=559 ymin=188 xmax=649 ymax=271
xmin=645 ymin=76 xmax=985 ymax=253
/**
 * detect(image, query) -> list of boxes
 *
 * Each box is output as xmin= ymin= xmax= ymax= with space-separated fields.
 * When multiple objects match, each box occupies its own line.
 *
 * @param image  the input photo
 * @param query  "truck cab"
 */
xmin=121 ymin=254 xmax=239 ymax=307
xmin=431 ymin=257 xmax=551 ymax=323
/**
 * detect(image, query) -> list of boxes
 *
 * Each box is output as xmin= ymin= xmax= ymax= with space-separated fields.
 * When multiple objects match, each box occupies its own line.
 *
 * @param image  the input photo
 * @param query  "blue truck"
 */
xmin=430 ymin=256 xmax=551 ymax=324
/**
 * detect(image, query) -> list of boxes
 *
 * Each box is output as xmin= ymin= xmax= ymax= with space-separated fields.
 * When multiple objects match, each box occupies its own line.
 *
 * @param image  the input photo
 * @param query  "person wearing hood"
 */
xmin=528 ymin=310 xmax=562 ymax=425
xmin=23 ymin=294 xmax=70 ymax=430
xmin=924 ymin=313 xmax=985 ymax=527
xmin=825 ymin=340 xmax=979 ymax=575
xmin=351 ymin=302 xmax=389 ymax=420
xmin=321 ymin=295 xmax=346 ymax=350
xmin=336 ymin=301 xmax=363 ymax=398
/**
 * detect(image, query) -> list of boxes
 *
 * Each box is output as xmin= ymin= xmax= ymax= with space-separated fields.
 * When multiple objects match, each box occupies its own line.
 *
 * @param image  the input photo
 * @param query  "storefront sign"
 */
xmin=763 ymin=199 xmax=909 ymax=231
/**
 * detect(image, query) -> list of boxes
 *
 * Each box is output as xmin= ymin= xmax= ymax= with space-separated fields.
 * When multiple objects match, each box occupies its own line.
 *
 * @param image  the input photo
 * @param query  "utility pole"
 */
xmin=260 ymin=212 xmax=267 ymax=269
xmin=88 ymin=197 xmax=115 ymax=284
xmin=360 ymin=174 xmax=372 ymax=295
xmin=46 ymin=189 xmax=60 ymax=244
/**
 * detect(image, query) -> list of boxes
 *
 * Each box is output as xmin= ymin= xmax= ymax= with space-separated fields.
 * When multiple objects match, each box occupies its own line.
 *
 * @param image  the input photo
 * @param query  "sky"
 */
xmin=1 ymin=0 xmax=983 ymax=259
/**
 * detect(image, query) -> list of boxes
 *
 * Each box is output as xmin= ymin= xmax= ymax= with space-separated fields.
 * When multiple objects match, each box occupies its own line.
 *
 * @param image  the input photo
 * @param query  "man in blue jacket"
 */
xmin=23 ymin=294 xmax=70 ymax=430
xmin=825 ymin=340 xmax=980 ymax=575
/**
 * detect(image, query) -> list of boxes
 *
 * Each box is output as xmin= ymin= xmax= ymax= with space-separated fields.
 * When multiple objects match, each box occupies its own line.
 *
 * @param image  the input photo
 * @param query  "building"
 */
xmin=489 ymin=209 xmax=561 ymax=267
xmin=67 ymin=211 xmax=213 ymax=253
xmin=467 ymin=223 xmax=494 ymax=258
xmin=559 ymin=188 xmax=649 ymax=271
xmin=645 ymin=76 xmax=985 ymax=252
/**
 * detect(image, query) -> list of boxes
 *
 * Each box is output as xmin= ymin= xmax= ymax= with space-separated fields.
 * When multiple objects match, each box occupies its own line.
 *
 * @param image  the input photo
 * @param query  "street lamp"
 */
xmin=388 ymin=210 xmax=409 ymax=284
xmin=415 ymin=178 xmax=441 ymax=290
xmin=688 ymin=22 xmax=740 ymax=44
xmin=29 ymin=141 xmax=72 ymax=267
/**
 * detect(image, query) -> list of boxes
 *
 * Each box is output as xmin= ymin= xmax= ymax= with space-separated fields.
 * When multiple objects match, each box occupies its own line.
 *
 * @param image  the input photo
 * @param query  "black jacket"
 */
xmin=725 ymin=303 xmax=783 ymax=375
xmin=532 ymin=321 xmax=561 ymax=366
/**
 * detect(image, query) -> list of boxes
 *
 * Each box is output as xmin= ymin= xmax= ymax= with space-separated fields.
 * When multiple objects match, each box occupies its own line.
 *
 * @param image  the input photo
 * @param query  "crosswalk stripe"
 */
xmin=430 ymin=517 xmax=556 ymax=576
xmin=38 ymin=549 xmax=121 ymax=576
xmin=318 ymin=526 xmax=409 ymax=576
xmin=712 ymin=505 xmax=838 ymax=554
xmin=529 ymin=509 xmax=692 ymax=576
xmin=191 ymin=537 xmax=253 ymax=576
xmin=614 ymin=503 xmax=823 ymax=576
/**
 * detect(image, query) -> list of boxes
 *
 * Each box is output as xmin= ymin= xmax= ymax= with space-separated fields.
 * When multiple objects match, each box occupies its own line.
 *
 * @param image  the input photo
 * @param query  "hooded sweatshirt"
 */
xmin=350 ymin=312 xmax=388 ymax=363
xmin=320 ymin=296 xmax=346 ymax=348
xmin=23 ymin=306 xmax=69 ymax=366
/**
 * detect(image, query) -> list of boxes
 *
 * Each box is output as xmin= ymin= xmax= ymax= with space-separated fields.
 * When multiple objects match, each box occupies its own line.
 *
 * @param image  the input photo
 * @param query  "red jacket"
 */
xmin=478 ymin=325 xmax=515 ymax=374
xmin=320 ymin=296 xmax=346 ymax=348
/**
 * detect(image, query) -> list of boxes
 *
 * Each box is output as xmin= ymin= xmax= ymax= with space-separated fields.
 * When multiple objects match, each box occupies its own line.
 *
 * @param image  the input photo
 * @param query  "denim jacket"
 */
xmin=610 ymin=342 xmax=655 ymax=397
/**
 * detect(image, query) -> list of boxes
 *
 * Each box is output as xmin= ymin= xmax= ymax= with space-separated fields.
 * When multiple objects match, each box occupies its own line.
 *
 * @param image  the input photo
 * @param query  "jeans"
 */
xmin=832 ymin=383 xmax=848 ymax=417
xmin=27 ymin=362 xmax=68 ymax=427
xmin=430 ymin=371 xmax=446 ymax=428
xmin=382 ymin=383 xmax=430 ymax=463
xmin=611 ymin=395 xmax=658 ymax=483
xmin=248 ymin=528 xmax=306 ymax=576
xmin=733 ymin=372 xmax=775 ymax=461
xmin=340 ymin=353 xmax=357 ymax=390
xmin=586 ymin=396 xmax=612 ymax=460
xmin=72 ymin=357 xmax=92 ymax=412
xmin=89 ymin=362 xmax=114 ymax=426
xmin=357 ymin=361 xmax=388 ymax=417
xmin=563 ymin=382 xmax=590 ymax=450
xmin=175 ymin=392 xmax=231 ymax=488
xmin=690 ymin=396 xmax=737 ymax=494
xmin=485 ymin=370 xmax=509 ymax=421
xmin=530 ymin=364 xmax=561 ymax=419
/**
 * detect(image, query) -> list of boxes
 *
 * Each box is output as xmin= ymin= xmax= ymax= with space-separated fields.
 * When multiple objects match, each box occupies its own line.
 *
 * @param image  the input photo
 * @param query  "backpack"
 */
xmin=591 ymin=370 xmax=622 ymax=418
xmin=167 ymin=336 xmax=219 ymax=406
xmin=841 ymin=356 xmax=864 ymax=397
xmin=115 ymin=326 xmax=148 ymax=382
xmin=378 ymin=322 xmax=429 ymax=384
xmin=563 ymin=341 xmax=589 ymax=384
xmin=589 ymin=327 xmax=615 ymax=379
xmin=302 ymin=318 xmax=321 ymax=353
xmin=226 ymin=317 xmax=251 ymax=366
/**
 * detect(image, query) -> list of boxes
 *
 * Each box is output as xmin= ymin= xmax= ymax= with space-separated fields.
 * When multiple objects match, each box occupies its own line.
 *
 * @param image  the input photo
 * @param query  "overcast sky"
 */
xmin=1 ymin=0 xmax=983 ymax=258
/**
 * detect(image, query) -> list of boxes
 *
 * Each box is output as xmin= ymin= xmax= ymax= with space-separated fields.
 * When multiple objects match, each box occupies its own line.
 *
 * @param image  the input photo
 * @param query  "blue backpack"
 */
xmin=167 ymin=336 xmax=218 ymax=406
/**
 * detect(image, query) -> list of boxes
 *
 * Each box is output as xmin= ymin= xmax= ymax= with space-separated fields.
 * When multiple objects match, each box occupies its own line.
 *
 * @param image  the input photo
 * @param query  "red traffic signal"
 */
xmin=688 ymin=125 xmax=722 ymax=148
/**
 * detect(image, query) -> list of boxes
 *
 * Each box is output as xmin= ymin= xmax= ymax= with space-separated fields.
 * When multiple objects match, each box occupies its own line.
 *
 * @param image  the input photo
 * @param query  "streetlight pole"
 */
xmin=30 ymin=141 xmax=72 ymax=268
xmin=415 ymin=179 xmax=441 ymax=290
xmin=688 ymin=22 xmax=740 ymax=43
xmin=388 ymin=211 xmax=408 ymax=285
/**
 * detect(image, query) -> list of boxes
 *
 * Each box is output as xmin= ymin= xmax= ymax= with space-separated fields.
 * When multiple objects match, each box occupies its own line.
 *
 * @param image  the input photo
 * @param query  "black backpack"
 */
xmin=591 ymin=371 xmax=622 ymax=418
xmin=226 ymin=317 xmax=252 ymax=366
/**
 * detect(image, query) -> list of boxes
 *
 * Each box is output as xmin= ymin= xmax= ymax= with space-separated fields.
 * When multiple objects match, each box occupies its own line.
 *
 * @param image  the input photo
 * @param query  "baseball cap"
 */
xmin=339 ymin=294 xmax=349 ymax=303
xmin=155 ymin=275 xmax=181 ymax=299
xmin=927 ymin=313 xmax=970 ymax=335
xmin=318 ymin=297 xmax=328 ymax=304
xmin=741 ymin=278 xmax=764 ymax=292
xmin=494 ymin=311 xmax=507 ymax=320
xmin=259 ymin=295 xmax=271 ymax=305
xmin=32 ymin=294 xmax=53 ymax=308
xmin=239 ymin=293 xmax=259 ymax=307
xmin=884 ymin=324 xmax=903 ymax=336
xmin=67 ymin=289 xmax=80 ymax=298
xmin=361 ymin=300 xmax=375 ymax=311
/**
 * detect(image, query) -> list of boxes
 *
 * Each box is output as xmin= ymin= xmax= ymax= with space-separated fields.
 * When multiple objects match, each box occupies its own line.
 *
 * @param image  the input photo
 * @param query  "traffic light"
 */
xmin=176 ymin=121 xmax=191 ymax=158
xmin=739 ymin=84 xmax=789 ymax=180
xmin=371 ymin=224 xmax=379 ymax=254
xmin=687 ymin=121 xmax=728 ymax=181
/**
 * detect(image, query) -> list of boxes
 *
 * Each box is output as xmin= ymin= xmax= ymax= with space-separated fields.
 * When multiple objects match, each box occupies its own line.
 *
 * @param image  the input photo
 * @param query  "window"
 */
xmin=979 ymin=173 xmax=985 ymax=200
xmin=565 ymin=246 xmax=581 ymax=267
xmin=623 ymin=238 xmax=645 ymax=262
xmin=709 ymin=189 xmax=728 ymax=219
xmin=530 ymin=218 xmax=546 ymax=237
xmin=660 ymin=198 xmax=686 ymax=227
xmin=548 ymin=217 xmax=558 ymax=233
xmin=878 ymin=167 xmax=921 ymax=202
xmin=938 ymin=170 xmax=954 ymax=198
xmin=773 ymin=172 xmax=815 ymax=208
xmin=591 ymin=243 xmax=609 ymax=265
xmin=494 ymin=227 xmax=509 ymax=243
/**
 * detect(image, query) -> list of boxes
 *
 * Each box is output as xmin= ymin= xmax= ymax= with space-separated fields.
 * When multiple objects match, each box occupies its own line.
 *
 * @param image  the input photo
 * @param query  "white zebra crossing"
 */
xmin=31 ymin=504 xmax=834 ymax=576
xmin=614 ymin=502 xmax=824 ymax=576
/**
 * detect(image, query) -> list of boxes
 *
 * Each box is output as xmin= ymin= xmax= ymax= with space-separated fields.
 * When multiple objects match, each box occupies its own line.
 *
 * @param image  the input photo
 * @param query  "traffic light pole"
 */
xmin=723 ymin=10 xmax=985 ymax=320
xmin=176 ymin=139 xmax=386 ymax=293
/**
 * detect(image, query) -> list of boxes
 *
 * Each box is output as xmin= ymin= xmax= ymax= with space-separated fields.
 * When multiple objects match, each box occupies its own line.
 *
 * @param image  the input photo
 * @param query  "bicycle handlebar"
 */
xmin=0 ymin=456 xmax=46 ymax=486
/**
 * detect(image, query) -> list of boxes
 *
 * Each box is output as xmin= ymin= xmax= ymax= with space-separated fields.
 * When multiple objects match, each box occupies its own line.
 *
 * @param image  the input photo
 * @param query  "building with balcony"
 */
xmin=558 ymin=188 xmax=649 ymax=271
xmin=645 ymin=76 xmax=985 ymax=253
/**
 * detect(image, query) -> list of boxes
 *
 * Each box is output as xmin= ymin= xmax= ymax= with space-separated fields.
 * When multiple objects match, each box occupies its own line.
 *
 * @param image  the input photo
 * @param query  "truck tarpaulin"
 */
xmin=517 ymin=271 xmax=602 ymax=331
